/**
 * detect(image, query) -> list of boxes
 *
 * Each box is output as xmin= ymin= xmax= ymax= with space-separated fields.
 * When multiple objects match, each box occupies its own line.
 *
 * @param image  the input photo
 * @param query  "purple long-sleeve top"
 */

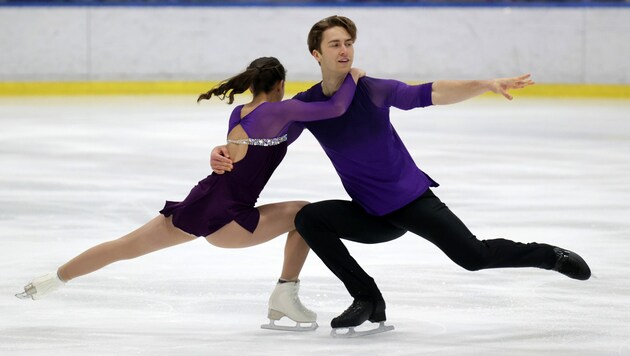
xmin=290 ymin=77 xmax=439 ymax=216
xmin=229 ymin=74 xmax=357 ymax=143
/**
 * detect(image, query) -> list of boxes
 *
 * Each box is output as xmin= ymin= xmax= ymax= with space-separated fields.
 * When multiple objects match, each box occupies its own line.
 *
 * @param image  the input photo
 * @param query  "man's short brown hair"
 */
xmin=307 ymin=15 xmax=357 ymax=54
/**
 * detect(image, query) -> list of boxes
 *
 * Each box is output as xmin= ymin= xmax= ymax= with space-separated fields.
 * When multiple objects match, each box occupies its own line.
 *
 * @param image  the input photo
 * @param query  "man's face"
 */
xmin=312 ymin=26 xmax=354 ymax=76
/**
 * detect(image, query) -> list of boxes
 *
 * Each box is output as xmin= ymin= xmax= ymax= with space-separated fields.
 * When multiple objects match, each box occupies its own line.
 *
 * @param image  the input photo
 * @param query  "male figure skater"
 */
xmin=211 ymin=16 xmax=590 ymax=336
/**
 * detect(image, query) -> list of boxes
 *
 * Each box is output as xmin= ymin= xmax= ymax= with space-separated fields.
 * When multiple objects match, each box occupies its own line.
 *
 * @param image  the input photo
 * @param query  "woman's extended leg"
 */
xmin=58 ymin=215 xmax=196 ymax=281
xmin=17 ymin=215 xmax=196 ymax=300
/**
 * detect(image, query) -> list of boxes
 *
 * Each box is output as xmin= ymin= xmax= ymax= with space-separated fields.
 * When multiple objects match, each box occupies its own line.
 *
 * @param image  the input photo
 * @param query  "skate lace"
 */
xmin=344 ymin=300 xmax=363 ymax=314
xmin=554 ymin=249 xmax=572 ymax=269
xmin=556 ymin=249 xmax=570 ymax=259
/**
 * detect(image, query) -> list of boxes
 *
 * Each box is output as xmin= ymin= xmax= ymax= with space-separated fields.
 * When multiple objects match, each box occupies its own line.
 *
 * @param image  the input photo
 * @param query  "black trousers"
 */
xmin=295 ymin=189 xmax=557 ymax=302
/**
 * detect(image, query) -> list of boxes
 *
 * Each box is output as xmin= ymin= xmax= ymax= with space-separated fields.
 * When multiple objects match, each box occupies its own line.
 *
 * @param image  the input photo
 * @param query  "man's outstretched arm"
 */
xmin=431 ymin=73 xmax=534 ymax=105
xmin=210 ymin=145 xmax=233 ymax=174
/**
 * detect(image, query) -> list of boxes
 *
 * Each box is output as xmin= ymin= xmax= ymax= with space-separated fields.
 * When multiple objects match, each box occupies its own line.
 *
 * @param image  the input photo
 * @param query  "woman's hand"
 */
xmin=350 ymin=67 xmax=366 ymax=83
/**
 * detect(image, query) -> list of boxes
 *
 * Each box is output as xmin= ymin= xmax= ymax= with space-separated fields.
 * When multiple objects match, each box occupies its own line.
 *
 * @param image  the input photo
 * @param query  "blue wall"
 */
xmin=1 ymin=0 xmax=628 ymax=7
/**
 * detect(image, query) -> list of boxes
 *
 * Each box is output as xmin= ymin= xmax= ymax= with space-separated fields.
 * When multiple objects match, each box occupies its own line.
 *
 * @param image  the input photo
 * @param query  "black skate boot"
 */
xmin=368 ymin=299 xmax=386 ymax=323
xmin=330 ymin=299 xmax=394 ymax=337
xmin=552 ymin=247 xmax=591 ymax=280
xmin=331 ymin=299 xmax=373 ymax=328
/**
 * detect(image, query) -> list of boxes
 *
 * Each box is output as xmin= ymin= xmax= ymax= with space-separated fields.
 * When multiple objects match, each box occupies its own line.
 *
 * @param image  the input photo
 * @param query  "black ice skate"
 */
xmin=330 ymin=299 xmax=394 ymax=338
xmin=552 ymin=247 xmax=591 ymax=280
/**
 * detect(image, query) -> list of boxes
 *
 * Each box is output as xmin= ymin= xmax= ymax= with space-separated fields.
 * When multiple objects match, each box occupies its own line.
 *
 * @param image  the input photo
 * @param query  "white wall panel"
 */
xmin=584 ymin=9 xmax=630 ymax=83
xmin=0 ymin=6 xmax=627 ymax=83
xmin=0 ymin=8 xmax=89 ymax=80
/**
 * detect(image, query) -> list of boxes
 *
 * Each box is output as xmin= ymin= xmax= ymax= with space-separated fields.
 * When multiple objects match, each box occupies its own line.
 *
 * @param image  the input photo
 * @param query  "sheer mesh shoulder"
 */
xmin=285 ymin=122 xmax=305 ymax=146
xmin=361 ymin=77 xmax=433 ymax=110
xmin=236 ymin=74 xmax=356 ymax=142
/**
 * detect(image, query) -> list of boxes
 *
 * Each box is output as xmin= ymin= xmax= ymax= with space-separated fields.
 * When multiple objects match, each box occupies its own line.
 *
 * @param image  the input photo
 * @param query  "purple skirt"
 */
xmin=160 ymin=143 xmax=287 ymax=237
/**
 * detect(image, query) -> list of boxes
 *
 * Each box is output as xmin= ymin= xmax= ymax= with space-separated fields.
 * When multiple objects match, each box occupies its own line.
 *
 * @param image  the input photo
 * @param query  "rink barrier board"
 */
xmin=0 ymin=82 xmax=629 ymax=98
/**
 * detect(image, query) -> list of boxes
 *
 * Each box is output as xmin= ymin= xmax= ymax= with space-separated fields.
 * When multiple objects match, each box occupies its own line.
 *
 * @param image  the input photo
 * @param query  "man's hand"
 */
xmin=489 ymin=74 xmax=535 ymax=100
xmin=210 ymin=145 xmax=233 ymax=174
xmin=432 ymin=73 xmax=535 ymax=105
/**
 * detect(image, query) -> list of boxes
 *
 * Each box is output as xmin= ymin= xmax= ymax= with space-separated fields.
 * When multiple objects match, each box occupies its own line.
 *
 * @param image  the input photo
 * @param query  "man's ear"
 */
xmin=311 ymin=49 xmax=321 ymax=64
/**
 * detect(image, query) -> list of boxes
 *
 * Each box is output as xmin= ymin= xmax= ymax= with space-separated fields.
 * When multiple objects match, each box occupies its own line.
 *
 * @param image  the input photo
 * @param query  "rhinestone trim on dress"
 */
xmin=227 ymin=134 xmax=287 ymax=146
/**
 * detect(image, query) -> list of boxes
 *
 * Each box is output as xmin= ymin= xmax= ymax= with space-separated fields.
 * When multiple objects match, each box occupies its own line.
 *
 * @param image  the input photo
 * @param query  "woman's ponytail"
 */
xmin=197 ymin=67 xmax=258 ymax=104
xmin=197 ymin=57 xmax=286 ymax=104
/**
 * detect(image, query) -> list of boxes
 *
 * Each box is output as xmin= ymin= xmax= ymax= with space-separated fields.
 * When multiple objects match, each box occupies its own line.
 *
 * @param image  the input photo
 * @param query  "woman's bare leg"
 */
xmin=280 ymin=229 xmax=310 ymax=281
xmin=58 ymin=215 xmax=196 ymax=281
xmin=207 ymin=201 xmax=316 ymax=326
xmin=205 ymin=201 xmax=310 ymax=280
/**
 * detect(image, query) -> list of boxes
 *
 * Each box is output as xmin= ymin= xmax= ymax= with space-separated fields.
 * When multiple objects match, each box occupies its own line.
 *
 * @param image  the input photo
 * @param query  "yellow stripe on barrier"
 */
xmin=1 ymin=81 xmax=629 ymax=98
xmin=500 ymin=84 xmax=630 ymax=98
xmin=0 ymin=82 xmax=220 ymax=96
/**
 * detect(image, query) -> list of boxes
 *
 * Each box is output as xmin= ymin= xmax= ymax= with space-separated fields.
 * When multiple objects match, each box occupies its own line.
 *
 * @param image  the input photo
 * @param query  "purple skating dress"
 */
xmin=160 ymin=74 xmax=357 ymax=237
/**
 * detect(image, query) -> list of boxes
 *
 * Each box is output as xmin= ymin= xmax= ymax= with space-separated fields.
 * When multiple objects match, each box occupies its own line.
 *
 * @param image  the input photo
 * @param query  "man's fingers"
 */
xmin=216 ymin=156 xmax=232 ymax=164
xmin=212 ymin=152 xmax=233 ymax=164
xmin=515 ymin=79 xmax=534 ymax=87
xmin=213 ymin=161 xmax=233 ymax=170
xmin=494 ymin=74 xmax=533 ymax=99
xmin=211 ymin=145 xmax=231 ymax=159
xmin=219 ymin=147 xmax=231 ymax=158
xmin=505 ymin=78 xmax=534 ymax=90
xmin=514 ymin=74 xmax=534 ymax=87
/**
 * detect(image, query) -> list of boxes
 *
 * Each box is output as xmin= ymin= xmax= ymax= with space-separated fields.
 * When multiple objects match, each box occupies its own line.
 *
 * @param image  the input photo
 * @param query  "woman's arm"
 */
xmin=266 ymin=68 xmax=364 ymax=125
xmin=211 ymin=69 xmax=365 ymax=173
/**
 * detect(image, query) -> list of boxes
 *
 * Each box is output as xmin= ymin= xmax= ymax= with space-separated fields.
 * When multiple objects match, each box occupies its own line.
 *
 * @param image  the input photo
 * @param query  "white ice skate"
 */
xmin=15 ymin=272 xmax=65 ymax=300
xmin=260 ymin=280 xmax=318 ymax=332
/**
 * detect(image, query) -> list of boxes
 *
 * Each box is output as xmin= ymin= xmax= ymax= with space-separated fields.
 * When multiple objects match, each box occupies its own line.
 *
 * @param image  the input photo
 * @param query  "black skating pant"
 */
xmin=294 ymin=189 xmax=558 ymax=302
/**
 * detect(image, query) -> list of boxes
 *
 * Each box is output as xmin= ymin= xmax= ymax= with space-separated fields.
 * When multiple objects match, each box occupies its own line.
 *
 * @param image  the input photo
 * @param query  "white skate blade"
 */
xmin=15 ymin=291 xmax=32 ymax=300
xmin=261 ymin=319 xmax=318 ymax=332
xmin=330 ymin=321 xmax=394 ymax=338
xmin=15 ymin=284 xmax=36 ymax=300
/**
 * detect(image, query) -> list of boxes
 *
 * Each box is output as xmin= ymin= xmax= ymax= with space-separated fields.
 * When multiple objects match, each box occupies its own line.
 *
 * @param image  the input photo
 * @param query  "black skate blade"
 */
xmin=330 ymin=321 xmax=394 ymax=338
xmin=261 ymin=319 xmax=318 ymax=332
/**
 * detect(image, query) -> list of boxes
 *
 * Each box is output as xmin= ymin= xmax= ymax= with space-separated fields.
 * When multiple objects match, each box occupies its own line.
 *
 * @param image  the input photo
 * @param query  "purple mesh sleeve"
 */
xmin=240 ymin=74 xmax=356 ymax=140
xmin=362 ymin=77 xmax=433 ymax=110
xmin=285 ymin=122 xmax=305 ymax=146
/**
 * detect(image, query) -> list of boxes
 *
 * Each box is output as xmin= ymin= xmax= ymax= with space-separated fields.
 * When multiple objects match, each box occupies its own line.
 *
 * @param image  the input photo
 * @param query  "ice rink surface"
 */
xmin=1 ymin=94 xmax=629 ymax=355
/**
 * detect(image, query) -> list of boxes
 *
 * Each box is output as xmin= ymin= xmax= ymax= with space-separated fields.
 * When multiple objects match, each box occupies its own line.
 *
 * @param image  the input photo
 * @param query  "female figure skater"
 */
xmin=17 ymin=57 xmax=364 ymax=331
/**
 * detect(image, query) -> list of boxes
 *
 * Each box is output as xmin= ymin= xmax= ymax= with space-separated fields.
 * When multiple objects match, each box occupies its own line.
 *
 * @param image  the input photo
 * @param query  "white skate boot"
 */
xmin=15 ymin=272 xmax=65 ymax=300
xmin=260 ymin=280 xmax=318 ymax=332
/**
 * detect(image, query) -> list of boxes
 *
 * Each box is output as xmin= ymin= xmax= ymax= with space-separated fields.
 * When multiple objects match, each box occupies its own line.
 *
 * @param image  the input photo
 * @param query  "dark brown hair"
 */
xmin=197 ymin=57 xmax=286 ymax=104
xmin=307 ymin=15 xmax=357 ymax=54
